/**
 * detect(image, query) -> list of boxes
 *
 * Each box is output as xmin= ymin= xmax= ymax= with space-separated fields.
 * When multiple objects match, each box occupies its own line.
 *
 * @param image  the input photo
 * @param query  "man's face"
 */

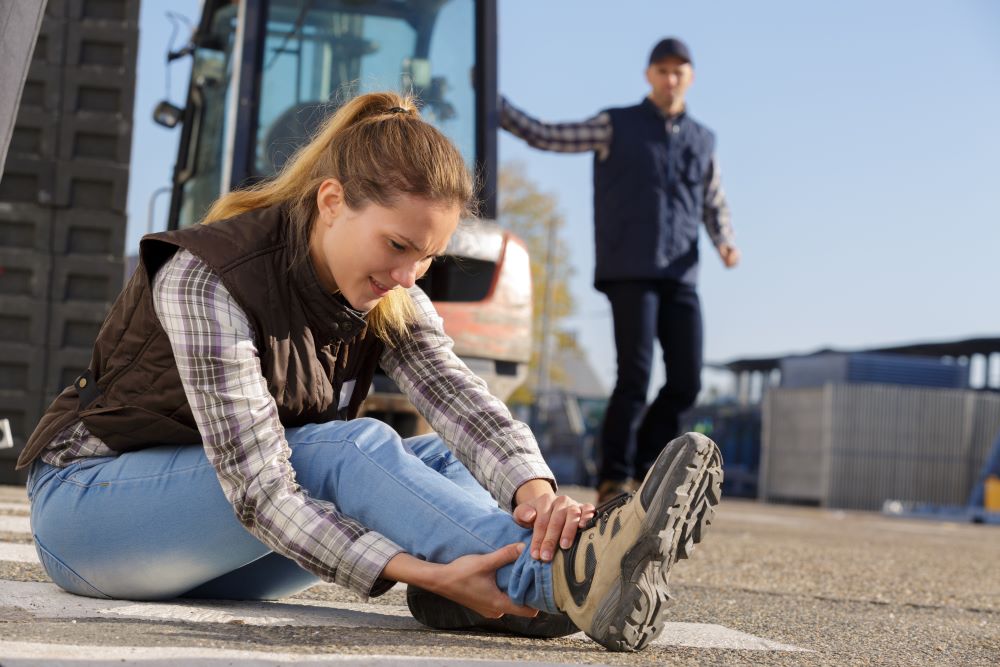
xmin=645 ymin=56 xmax=694 ymax=109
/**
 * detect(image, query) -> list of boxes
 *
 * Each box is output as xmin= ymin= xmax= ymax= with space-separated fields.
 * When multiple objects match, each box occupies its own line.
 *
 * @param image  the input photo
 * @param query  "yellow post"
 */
xmin=984 ymin=475 xmax=1000 ymax=512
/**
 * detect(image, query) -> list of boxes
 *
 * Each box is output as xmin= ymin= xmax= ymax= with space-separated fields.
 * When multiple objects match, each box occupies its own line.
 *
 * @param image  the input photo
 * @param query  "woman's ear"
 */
xmin=316 ymin=178 xmax=345 ymax=227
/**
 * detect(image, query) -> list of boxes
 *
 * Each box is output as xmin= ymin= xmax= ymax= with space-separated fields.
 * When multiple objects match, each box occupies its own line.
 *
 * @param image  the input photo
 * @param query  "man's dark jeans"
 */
xmin=598 ymin=279 xmax=703 ymax=484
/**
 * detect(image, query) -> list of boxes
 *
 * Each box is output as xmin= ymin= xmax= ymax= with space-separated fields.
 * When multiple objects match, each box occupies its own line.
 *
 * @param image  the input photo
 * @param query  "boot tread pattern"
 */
xmin=589 ymin=434 xmax=723 ymax=652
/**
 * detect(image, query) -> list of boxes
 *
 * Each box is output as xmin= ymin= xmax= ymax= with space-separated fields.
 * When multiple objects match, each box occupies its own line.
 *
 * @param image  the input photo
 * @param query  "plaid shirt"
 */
xmin=41 ymin=249 xmax=554 ymax=598
xmin=500 ymin=96 xmax=735 ymax=248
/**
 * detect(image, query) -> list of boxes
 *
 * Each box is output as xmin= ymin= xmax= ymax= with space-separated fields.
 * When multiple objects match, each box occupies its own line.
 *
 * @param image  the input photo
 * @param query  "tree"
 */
xmin=498 ymin=162 xmax=578 ymax=405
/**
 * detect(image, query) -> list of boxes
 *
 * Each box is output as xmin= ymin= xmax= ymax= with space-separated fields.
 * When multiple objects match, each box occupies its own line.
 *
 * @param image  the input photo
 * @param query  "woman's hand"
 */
xmin=432 ymin=543 xmax=539 ymax=619
xmin=512 ymin=483 xmax=596 ymax=562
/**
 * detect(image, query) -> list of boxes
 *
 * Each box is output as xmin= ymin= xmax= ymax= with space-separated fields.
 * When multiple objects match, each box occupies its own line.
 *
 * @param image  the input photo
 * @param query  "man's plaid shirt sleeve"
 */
xmin=703 ymin=155 xmax=735 ymax=248
xmin=500 ymin=96 xmax=612 ymax=158
xmin=153 ymin=250 xmax=403 ymax=599
xmin=381 ymin=287 xmax=556 ymax=510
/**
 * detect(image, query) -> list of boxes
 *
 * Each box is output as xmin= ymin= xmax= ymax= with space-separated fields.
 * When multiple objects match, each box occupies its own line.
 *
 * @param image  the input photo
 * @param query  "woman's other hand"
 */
xmin=433 ymin=543 xmax=539 ymax=619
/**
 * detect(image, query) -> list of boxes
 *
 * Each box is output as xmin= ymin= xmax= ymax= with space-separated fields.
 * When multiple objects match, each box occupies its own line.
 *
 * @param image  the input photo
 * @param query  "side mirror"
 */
xmin=153 ymin=100 xmax=184 ymax=129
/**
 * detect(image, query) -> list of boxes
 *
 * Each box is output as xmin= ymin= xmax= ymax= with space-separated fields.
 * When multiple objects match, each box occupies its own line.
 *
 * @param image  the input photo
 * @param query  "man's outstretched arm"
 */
xmin=500 ymin=96 xmax=611 ymax=158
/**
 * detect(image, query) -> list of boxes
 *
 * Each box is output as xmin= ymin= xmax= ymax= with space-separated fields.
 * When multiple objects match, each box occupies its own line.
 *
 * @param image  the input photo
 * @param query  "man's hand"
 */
xmin=718 ymin=243 xmax=741 ymax=268
xmin=513 ymin=485 xmax=595 ymax=562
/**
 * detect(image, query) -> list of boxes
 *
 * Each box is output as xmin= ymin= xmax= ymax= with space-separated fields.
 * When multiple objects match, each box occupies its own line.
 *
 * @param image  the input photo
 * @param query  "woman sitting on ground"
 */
xmin=19 ymin=91 xmax=722 ymax=652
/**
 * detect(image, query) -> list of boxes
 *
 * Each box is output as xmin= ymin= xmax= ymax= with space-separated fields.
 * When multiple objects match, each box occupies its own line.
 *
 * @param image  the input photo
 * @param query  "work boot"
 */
xmin=406 ymin=585 xmax=578 ymax=638
xmin=552 ymin=432 xmax=723 ymax=652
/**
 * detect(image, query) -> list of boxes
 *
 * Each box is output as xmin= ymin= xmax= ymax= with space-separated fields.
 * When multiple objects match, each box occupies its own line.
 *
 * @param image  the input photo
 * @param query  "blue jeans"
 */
xmin=27 ymin=418 xmax=557 ymax=612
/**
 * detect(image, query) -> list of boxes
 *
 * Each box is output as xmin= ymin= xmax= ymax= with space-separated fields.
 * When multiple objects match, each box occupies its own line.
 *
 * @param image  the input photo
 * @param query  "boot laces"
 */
xmin=584 ymin=491 xmax=633 ymax=531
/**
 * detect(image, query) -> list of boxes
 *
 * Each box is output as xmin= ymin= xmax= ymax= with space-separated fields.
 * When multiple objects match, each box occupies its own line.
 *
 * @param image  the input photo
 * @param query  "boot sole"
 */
xmin=586 ymin=433 xmax=723 ymax=652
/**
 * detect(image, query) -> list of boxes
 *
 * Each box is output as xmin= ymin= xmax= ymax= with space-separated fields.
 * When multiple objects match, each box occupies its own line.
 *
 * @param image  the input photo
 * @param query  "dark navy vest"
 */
xmin=593 ymin=98 xmax=715 ymax=287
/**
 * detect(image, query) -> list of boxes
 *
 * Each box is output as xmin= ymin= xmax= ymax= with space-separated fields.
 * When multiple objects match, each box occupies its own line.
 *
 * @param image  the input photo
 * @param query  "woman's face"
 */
xmin=310 ymin=179 xmax=460 ymax=312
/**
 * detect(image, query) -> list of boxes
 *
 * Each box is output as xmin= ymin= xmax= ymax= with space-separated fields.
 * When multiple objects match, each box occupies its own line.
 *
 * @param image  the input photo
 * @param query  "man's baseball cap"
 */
xmin=648 ymin=38 xmax=692 ymax=65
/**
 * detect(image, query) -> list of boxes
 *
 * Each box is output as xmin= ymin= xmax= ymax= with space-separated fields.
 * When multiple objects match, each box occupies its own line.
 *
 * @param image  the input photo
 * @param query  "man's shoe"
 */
xmin=552 ymin=432 xmax=723 ymax=652
xmin=595 ymin=478 xmax=635 ymax=505
xmin=406 ymin=585 xmax=579 ymax=638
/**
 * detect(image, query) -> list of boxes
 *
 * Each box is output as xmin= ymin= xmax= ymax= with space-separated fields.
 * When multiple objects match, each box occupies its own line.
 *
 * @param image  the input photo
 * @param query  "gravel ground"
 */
xmin=1 ymin=484 xmax=998 ymax=665
xmin=0 ymin=560 xmax=47 ymax=583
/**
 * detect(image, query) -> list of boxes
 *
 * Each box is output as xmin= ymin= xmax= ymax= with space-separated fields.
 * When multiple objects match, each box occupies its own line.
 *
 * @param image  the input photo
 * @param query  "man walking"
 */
xmin=501 ymin=37 xmax=739 ymax=503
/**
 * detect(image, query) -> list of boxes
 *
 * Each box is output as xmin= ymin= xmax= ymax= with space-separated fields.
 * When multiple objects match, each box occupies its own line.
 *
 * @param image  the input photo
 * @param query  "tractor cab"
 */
xmin=162 ymin=0 xmax=496 ymax=228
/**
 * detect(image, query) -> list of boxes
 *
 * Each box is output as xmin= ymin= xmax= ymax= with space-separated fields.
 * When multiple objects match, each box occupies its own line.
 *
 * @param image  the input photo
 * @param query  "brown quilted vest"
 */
xmin=17 ymin=204 xmax=384 ymax=469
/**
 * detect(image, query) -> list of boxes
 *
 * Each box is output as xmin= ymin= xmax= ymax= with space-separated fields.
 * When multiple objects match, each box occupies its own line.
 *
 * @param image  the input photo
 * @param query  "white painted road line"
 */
xmin=0 ymin=543 xmax=37 ymax=563
xmin=0 ymin=515 xmax=30 ymax=533
xmin=0 ymin=641 xmax=591 ymax=667
xmin=2 ymin=580 xmax=424 ymax=630
xmin=1 ymin=580 xmax=810 ymax=652
xmin=655 ymin=622 xmax=812 ymax=652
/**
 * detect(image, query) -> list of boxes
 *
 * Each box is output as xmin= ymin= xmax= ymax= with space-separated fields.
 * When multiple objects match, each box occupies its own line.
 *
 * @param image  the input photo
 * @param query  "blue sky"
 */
xmin=126 ymin=1 xmax=1000 ymax=393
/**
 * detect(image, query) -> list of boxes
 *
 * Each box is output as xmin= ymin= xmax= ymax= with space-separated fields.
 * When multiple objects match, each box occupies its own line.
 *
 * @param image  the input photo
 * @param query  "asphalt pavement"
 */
xmin=1 ymin=483 xmax=997 ymax=666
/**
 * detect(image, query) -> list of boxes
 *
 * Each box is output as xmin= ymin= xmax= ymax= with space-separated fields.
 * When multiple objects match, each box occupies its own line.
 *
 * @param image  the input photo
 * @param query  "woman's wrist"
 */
xmin=514 ymin=478 xmax=556 ymax=506
xmin=381 ymin=552 xmax=439 ymax=589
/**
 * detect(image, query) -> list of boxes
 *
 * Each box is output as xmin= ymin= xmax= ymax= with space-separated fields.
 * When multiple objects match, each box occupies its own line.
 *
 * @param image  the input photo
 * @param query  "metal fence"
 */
xmin=761 ymin=384 xmax=1000 ymax=510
